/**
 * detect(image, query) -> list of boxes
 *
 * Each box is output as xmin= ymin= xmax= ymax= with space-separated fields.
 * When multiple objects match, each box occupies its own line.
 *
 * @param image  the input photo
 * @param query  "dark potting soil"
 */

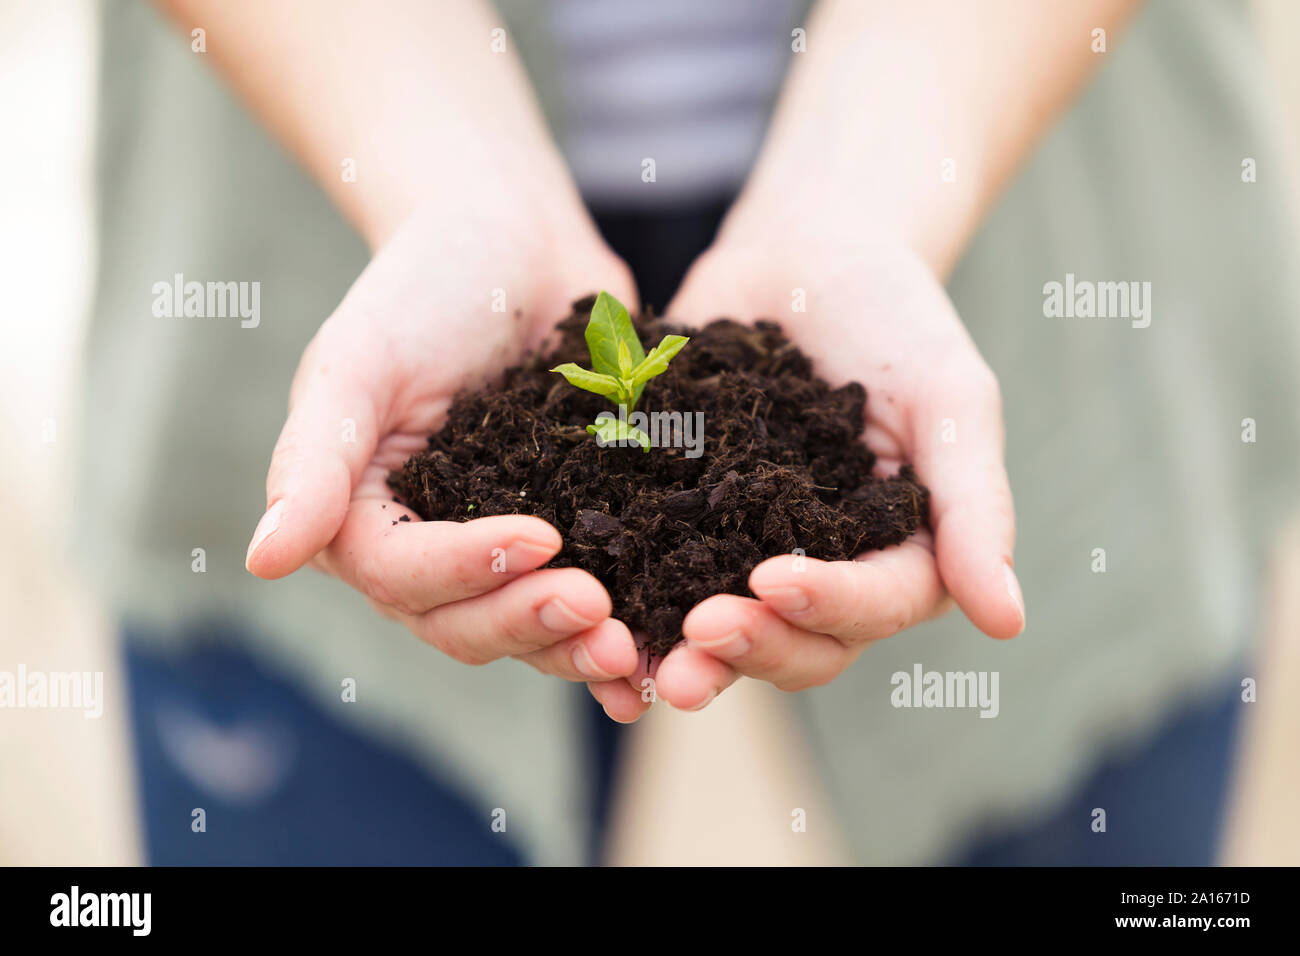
xmin=389 ymin=297 xmax=930 ymax=656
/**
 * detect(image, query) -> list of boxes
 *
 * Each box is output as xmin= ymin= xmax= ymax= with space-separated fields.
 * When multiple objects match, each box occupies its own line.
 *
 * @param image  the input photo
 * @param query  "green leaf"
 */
xmin=585 ymin=291 xmax=645 ymax=379
xmin=550 ymin=363 xmax=622 ymax=398
xmin=629 ymin=334 xmax=690 ymax=387
xmin=586 ymin=415 xmax=651 ymax=453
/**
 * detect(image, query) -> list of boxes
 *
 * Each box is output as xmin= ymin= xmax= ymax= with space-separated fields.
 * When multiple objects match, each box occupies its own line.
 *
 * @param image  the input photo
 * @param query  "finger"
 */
xmin=747 ymin=540 xmax=950 ymax=645
xmin=588 ymin=642 xmax=663 ymax=720
xmin=588 ymin=678 xmax=652 ymax=724
xmin=366 ymin=597 xmax=401 ymax=621
xmin=246 ymin=330 xmax=385 ymax=579
xmin=681 ymin=595 xmax=850 ymax=691
xmin=651 ymin=642 xmax=740 ymax=711
xmin=517 ymin=618 xmax=639 ymax=682
xmin=912 ymin=362 xmax=1024 ymax=639
xmin=321 ymin=504 xmax=564 ymax=614
xmin=401 ymin=568 xmax=612 ymax=665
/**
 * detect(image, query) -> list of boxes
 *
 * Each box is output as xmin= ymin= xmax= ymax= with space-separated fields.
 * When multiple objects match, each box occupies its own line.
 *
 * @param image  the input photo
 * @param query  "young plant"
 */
xmin=551 ymin=291 xmax=689 ymax=451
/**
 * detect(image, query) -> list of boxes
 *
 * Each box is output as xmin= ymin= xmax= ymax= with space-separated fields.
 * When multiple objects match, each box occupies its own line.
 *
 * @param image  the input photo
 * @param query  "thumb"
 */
xmin=246 ymin=336 xmax=382 ymax=579
xmin=913 ymin=363 xmax=1024 ymax=639
xmin=663 ymin=257 xmax=717 ymax=324
xmin=663 ymin=246 xmax=762 ymax=325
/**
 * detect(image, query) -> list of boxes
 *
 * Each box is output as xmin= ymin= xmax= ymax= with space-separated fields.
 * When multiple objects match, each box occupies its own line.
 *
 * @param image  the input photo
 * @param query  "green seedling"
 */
xmin=551 ymin=291 xmax=689 ymax=452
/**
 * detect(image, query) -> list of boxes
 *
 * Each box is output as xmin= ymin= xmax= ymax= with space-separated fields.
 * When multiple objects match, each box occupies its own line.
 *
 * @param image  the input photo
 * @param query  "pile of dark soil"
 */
xmin=389 ymin=297 xmax=929 ymax=656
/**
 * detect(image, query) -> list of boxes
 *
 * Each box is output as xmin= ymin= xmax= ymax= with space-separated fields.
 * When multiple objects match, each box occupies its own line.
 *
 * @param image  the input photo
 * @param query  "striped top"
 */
xmin=548 ymin=0 xmax=800 ymax=206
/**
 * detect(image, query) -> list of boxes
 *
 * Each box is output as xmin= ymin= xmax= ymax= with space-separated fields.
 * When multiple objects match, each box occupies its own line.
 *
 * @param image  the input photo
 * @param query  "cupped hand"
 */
xmin=589 ymin=234 xmax=1024 ymax=721
xmin=246 ymin=199 xmax=642 ymax=684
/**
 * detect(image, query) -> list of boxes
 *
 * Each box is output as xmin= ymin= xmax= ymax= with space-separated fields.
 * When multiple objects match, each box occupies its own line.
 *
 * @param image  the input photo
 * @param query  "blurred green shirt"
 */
xmin=82 ymin=0 xmax=1300 ymax=863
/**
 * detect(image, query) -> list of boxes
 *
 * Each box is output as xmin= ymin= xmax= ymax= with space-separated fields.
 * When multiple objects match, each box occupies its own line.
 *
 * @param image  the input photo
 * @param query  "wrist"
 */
xmin=705 ymin=201 xmax=929 ymax=286
xmin=717 ymin=155 xmax=984 ymax=281
xmin=673 ymin=214 xmax=947 ymax=329
xmin=356 ymin=144 xmax=598 ymax=256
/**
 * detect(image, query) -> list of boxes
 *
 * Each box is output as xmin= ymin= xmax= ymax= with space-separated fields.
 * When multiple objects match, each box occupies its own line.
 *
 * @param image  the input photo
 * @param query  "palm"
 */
xmin=303 ymin=209 xmax=634 ymax=512
xmin=588 ymin=238 xmax=1022 ymax=720
xmin=251 ymin=205 xmax=645 ymax=697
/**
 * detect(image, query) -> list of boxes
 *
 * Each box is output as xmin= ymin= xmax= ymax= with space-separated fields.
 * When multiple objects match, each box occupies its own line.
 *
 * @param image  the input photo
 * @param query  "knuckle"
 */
xmin=774 ymin=674 xmax=812 ymax=692
xmin=926 ymin=594 xmax=958 ymax=623
xmin=354 ymin=552 xmax=402 ymax=609
xmin=990 ymin=487 xmax=1016 ymax=535
xmin=365 ymin=597 xmax=400 ymax=622
xmin=457 ymin=646 xmax=494 ymax=667
xmin=743 ymin=636 xmax=792 ymax=676
xmin=774 ymin=641 xmax=850 ymax=691
xmin=266 ymin=427 xmax=309 ymax=495
xmin=514 ymin=649 xmax=557 ymax=677
xmin=513 ymin=628 xmax=554 ymax=655
xmin=446 ymin=549 xmax=484 ymax=595
xmin=288 ymin=331 xmax=338 ymax=405
xmin=969 ymin=363 xmax=1003 ymax=411
xmin=858 ymin=562 xmax=912 ymax=642
xmin=821 ymin=563 xmax=869 ymax=638
xmin=425 ymin=623 xmax=492 ymax=666
xmin=494 ymin=601 xmax=548 ymax=654
xmin=775 ymin=666 xmax=836 ymax=692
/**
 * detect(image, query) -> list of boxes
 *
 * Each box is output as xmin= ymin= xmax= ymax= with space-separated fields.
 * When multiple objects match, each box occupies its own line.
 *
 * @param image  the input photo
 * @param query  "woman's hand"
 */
xmin=580 ymin=0 xmax=1136 ymax=720
xmin=246 ymin=197 xmax=643 ymax=684
xmin=574 ymin=0 xmax=1136 ymax=721
xmin=158 ymin=0 xmax=657 ymax=683
xmin=589 ymin=233 xmax=1024 ymax=720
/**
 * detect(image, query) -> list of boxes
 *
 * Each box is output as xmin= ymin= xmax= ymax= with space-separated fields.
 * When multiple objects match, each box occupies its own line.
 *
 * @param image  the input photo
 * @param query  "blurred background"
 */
xmin=1 ymin=0 xmax=1298 ymax=865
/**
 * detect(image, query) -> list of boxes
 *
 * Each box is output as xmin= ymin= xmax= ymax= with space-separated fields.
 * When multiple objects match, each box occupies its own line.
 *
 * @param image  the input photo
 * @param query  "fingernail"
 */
xmin=245 ymin=500 xmax=284 ymax=570
xmin=688 ymin=630 xmax=750 ymax=660
xmin=502 ymin=539 xmax=557 ymax=572
xmin=572 ymin=642 xmax=612 ymax=680
xmin=755 ymin=585 xmax=810 ymax=615
xmin=1004 ymin=562 xmax=1026 ymax=635
xmin=539 ymin=598 xmax=595 ymax=633
xmin=684 ymin=688 xmax=719 ymax=712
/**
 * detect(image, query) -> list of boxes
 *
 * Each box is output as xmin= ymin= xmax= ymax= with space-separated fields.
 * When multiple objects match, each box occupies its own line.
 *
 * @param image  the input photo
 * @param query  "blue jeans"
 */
xmin=123 ymin=623 xmax=1242 ymax=866
xmin=952 ymin=677 xmax=1244 ymax=865
xmin=124 ymin=623 xmax=624 ymax=865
